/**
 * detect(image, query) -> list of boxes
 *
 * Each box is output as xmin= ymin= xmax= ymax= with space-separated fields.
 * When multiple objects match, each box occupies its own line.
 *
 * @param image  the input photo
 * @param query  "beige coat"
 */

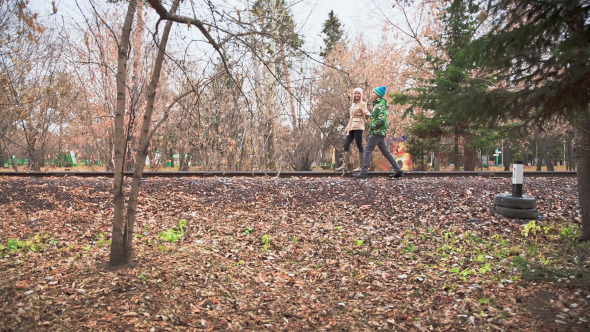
xmin=345 ymin=101 xmax=369 ymax=133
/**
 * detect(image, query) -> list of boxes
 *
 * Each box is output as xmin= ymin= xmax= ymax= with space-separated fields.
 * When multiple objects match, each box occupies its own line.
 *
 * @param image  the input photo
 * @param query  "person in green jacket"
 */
xmin=353 ymin=86 xmax=403 ymax=179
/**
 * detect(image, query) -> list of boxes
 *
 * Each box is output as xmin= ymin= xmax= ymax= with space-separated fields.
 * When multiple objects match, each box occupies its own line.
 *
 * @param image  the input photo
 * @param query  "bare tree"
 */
xmin=109 ymin=0 xmax=266 ymax=266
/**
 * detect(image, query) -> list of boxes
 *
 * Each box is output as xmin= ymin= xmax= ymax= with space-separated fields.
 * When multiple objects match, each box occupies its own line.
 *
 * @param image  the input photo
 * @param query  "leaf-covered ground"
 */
xmin=0 ymin=176 xmax=589 ymax=331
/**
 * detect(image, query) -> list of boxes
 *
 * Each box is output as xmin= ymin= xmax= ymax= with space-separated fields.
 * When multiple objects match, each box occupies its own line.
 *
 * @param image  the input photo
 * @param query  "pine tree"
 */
xmin=320 ymin=10 xmax=344 ymax=57
xmin=465 ymin=0 xmax=590 ymax=240
xmin=394 ymin=0 xmax=491 ymax=170
xmin=252 ymin=0 xmax=303 ymax=52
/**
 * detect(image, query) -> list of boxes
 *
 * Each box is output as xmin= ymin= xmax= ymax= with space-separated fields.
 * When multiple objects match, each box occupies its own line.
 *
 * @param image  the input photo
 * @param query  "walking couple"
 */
xmin=335 ymin=86 xmax=403 ymax=179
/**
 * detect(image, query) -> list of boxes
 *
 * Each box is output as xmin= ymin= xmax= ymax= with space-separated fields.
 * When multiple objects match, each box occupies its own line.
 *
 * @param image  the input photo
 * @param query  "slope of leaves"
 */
xmin=0 ymin=176 xmax=588 ymax=331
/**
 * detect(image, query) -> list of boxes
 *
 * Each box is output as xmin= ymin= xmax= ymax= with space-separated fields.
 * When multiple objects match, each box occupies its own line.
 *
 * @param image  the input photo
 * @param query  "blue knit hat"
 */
xmin=373 ymin=86 xmax=386 ymax=98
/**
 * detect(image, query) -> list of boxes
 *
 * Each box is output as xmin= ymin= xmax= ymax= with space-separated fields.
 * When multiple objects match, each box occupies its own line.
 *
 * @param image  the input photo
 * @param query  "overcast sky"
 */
xmin=293 ymin=0 xmax=373 ymax=41
xmin=29 ymin=0 xmax=380 ymax=54
xmin=34 ymin=1 xmax=376 ymax=39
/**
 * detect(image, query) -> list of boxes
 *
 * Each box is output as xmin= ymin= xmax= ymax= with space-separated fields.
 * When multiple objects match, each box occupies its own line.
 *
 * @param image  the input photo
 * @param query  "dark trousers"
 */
xmin=343 ymin=130 xmax=364 ymax=153
xmin=361 ymin=134 xmax=401 ymax=174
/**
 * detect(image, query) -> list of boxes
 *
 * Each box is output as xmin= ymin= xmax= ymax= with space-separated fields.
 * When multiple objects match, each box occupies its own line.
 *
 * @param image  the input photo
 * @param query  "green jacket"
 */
xmin=369 ymin=97 xmax=389 ymax=136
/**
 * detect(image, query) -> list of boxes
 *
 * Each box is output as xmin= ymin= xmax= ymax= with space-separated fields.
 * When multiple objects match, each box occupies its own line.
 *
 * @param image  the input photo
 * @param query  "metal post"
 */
xmin=563 ymin=139 xmax=566 ymax=168
xmin=501 ymin=141 xmax=504 ymax=167
xmin=512 ymin=161 xmax=523 ymax=197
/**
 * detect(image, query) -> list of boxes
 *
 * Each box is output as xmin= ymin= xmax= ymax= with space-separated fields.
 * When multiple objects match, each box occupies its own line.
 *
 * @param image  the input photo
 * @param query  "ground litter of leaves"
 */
xmin=1 ymin=175 xmax=589 ymax=331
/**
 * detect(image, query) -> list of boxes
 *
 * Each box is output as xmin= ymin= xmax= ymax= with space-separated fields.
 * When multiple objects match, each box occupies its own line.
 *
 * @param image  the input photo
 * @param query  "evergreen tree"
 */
xmin=404 ymin=112 xmax=447 ymax=170
xmin=465 ymin=0 xmax=590 ymax=240
xmin=252 ymin=0 xmax=303 ymax=56
xmin=320 ymin=10 xmax=345 ymax=57
xmin=394 ymin=0 xmax=492 ymax=170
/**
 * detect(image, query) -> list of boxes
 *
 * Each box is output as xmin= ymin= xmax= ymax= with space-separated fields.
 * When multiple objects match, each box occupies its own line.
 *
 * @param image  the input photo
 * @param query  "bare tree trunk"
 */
xmin=535 ymin=130 xmax=542 ymax=171
xmin=126 ymin=0 xmax=144 ymax=173
xmin=503 ymin=140 xmax=512 ymax=171
xmin=178 ymin=142 xmax=188 ymax=171
xmin=105 ymin=138 xmax=114 ymax=171
xmin=520 ymin=145 xmax=529 ymax=165
xmin=237 ymin=127 xmax=248 ymax=171
xmin=454 ymin=129 xmax=460 ymax=170
xmin=126 ymin=137 xmax=136 ymax=171
xmin=568 ymin=130 xmax=576 ymax=171
xmin=279 ymin=39 xmax=297 ymax=128
xmin=265 ymin=121 xmax=275 ymax=170
xmin=109 ymin=0 xmax=137 ymax=268
xmin=147 ymin=148 xmax=156 ymax=171
xmin=540 ymin=135 xmax=554 ymax=171
xmin=433 ymin=152 xmax=441 ymax=171
xmin=29 ymin=154 xmax=42 ymax=171
xmin=11 ymin=151 xmax=18 ymax=172
xmin=122 ymin=0 xmax=181 ymax=264
xmin=576 ymin=116 xmax=590 ymax=241
xmin=536 ymin=156 xmax=542 ymax=170
xmin=463 ymin=144 xmax=478 ymax=171
xmin=168 ymin=147 xmax=175 ymax=167
xmin=26 ymin=136 xmax=42 ymax=171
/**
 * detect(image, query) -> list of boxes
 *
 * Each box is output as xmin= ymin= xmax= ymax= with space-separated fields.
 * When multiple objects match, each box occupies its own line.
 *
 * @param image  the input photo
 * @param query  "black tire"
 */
xmin=494 ymin=193 xmax=536 ymax=209
xmin=495 ymin=205 xmax=538 ymax=219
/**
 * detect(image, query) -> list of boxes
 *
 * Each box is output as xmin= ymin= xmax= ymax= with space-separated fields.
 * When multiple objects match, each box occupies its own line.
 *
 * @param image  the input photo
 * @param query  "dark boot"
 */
xmin=353 ymin=172 xmax=367 ymax=179
xmin=389 ymin=169 xmax=404 ymax=178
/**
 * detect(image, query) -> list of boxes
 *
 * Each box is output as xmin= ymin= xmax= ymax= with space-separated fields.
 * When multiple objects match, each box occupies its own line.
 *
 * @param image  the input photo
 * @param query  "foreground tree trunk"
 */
xmin=109 ymin=0 xmax=181 ymax=267
xmin=109 ymin=0 xmax=138 ymax=267
xmin=123 ymin=0 xmax=179 ymax=263
xmin=576 ymin=116 xmax=590 ymax=241
xmin=126 ymin=0 xmax=144 ymax=173
xmin=106 ymin=0 xmax=258 ymax=265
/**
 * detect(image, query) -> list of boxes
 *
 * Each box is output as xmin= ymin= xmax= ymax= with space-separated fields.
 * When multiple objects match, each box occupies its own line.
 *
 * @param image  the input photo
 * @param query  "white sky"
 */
xmin=293 ymin=0 xmax=373 ymax=43
xmin=27 ymin=0 xmax=387 ymax=65
xmin=33 ymin=0 xmax=377 ymax=49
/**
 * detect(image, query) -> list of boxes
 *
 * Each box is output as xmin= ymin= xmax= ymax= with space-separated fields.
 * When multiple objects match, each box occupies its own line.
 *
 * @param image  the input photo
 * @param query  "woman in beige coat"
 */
xmin=335 ymin=87 xmax=371 ymax=171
